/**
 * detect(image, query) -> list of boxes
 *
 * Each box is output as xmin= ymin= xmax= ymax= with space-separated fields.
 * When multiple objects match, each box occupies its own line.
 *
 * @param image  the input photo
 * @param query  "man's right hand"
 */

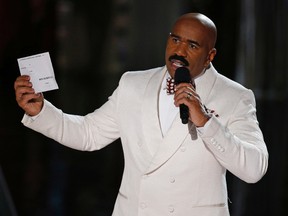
xmin=14 ymin=75 xmax=44 ymax=116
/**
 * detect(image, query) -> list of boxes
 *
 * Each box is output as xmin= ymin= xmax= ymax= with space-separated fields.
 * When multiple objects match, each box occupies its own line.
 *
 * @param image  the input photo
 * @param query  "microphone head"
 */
xmin=174 ymin=67 xmax=191 ymax=84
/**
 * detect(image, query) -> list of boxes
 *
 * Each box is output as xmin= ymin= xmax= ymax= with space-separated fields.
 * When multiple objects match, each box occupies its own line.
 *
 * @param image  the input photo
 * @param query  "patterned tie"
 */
xmin=166 ymin=77 xmax=195 ymax=95
xmin=166 ymin=77 xmax=176 ymax=95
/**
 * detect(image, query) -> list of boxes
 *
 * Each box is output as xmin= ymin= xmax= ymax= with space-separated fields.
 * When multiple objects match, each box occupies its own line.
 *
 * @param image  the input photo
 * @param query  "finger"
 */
xmin=185 ymin=86 xmax=195 ymax=93
xmin=14 ymin=76 xmax=32 ymax=90
xmin=174 ymin=96 xmax=192 ymax=107
xmin=15 ymin=75 xmax=30 ymax=83
xmin=174 ymin=88 xmax=200 ymax=108
xmin=15 ymin=82 xmax=35 ymax=96
xmin=15 ymin=76 xmax=34 ymax=98
xmin=16 ymin=86 xmax=35 ymax=98
xmin=17 ymin=92 xmax=41 ymax=107
xmin=174 ymin=86 xmax=196 ymax=102
xmin=185 ymin=91 xmax=193 ymax=100
xmin=175 ymin=83 xmax=195 ymax=91
xmin=175 ymin=84 xmax=196 ymax=97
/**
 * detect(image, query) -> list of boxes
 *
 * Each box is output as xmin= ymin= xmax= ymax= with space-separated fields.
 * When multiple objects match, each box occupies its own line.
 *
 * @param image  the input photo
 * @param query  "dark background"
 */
xmin=1 ymin=0 xmax=287 ymax=215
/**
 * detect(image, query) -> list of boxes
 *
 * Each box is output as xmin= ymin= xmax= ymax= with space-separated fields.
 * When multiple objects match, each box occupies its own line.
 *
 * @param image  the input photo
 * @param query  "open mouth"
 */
xmin=168 ymin=55 xmax=189 ymax=69
xmin=171 ymin=59 xmax=186 ymax=68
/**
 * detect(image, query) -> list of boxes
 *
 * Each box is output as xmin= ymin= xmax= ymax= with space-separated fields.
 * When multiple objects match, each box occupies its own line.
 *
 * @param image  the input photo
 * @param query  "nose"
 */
xmin=175 ymin=42 xmax=188 ymax=58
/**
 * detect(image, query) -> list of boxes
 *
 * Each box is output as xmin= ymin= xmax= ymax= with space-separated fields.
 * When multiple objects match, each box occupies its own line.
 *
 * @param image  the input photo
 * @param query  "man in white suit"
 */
xmin=14 ymin=13 xmax=268 ymax=216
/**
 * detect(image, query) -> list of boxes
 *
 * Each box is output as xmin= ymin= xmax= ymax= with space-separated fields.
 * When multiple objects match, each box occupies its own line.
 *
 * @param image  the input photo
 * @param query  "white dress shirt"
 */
xmin=158 ymin=72 xmax=178 ymax=137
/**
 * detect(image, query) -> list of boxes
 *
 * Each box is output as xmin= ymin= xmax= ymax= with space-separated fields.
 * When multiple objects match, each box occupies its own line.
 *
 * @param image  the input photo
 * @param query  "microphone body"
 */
xmin=174 ymin=67 xmax=191 ymax=124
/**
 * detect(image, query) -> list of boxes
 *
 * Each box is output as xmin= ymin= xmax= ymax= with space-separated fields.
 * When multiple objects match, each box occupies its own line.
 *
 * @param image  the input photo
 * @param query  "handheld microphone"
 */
xmin=174 ymin=67 xmax=191 ymax=124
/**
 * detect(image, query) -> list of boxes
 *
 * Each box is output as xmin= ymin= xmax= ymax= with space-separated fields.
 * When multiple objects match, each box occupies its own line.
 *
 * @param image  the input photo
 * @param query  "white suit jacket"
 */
xmin=22 ymin=65 xmax=268 ymax=216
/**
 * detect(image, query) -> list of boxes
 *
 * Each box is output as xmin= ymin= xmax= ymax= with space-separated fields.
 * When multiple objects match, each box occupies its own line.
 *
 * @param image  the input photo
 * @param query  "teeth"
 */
xmin=171 ymin=59 xmax=185 ymax=67
xmin=173 ymin=62 xmax=184 ymax=67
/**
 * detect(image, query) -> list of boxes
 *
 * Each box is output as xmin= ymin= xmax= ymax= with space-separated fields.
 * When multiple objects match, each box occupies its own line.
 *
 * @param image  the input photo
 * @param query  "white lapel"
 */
xmin=145 ymin=114 xmax=190 ymax=174
xmin=194 ymin=64 xmax=218 ymax=105
xmin=141 ymin=67 xmax=166 ymax=155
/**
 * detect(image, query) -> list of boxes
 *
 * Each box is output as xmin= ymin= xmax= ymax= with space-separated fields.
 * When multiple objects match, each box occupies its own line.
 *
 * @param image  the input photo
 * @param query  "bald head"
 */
xmin=173 ymin=13 xmax=217 ymax=49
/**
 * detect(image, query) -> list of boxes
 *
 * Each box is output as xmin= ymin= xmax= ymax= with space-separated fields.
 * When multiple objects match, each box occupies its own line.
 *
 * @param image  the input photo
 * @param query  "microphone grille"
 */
xmin=174 ymin=67 xmax=191 ymax=84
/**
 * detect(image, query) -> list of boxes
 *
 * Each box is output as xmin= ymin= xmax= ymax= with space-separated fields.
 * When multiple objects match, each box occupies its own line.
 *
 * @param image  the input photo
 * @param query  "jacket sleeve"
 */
xmin=199 ymin=90 xmax=268 ymax=183
xmin=21 ymin=87 xmax=121 ymax=151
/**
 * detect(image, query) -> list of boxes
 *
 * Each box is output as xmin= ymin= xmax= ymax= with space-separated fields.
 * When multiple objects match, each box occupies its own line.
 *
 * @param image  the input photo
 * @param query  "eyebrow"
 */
xmin=170 ymin=33 xmax=201 ymax=47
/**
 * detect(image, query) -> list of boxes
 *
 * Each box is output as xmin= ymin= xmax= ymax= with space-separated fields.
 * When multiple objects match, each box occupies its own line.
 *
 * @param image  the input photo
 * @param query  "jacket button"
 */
xmin=168 ymin=205 xmax=175 ymax=213
xmin=180 ymin=146 xmax=186 ymax=152
xmin=211 ymin=138 xmax=217 ymax=145
xmin=140 ymin=202 xmax=147 ymax=209
xmin=169 ymin=177 xmax=175 ymax=183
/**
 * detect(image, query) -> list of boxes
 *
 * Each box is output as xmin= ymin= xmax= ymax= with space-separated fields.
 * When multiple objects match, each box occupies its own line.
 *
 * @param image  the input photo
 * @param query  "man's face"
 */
xmin=165 ymin=18 xmax=215 ymax=79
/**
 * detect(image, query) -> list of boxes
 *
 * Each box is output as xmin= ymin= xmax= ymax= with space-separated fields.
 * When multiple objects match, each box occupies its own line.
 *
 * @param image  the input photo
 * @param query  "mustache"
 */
xmin=168 ymin=54 xmax=189 ymax=66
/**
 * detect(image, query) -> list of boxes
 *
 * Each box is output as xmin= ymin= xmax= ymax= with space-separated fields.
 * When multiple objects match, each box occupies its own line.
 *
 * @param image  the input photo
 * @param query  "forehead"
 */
xmin=171 ymin=18 xmax=209 ymax=46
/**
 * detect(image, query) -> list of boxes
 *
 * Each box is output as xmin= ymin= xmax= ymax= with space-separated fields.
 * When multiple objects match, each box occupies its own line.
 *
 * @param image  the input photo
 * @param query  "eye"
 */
xmin=171 ymin=36 xmax=180 ymax=44
xmin=188 ymin=42 xmax=198 ymax=49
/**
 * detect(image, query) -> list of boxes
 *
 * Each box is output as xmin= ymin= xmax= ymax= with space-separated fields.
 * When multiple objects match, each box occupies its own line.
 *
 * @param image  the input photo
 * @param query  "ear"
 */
xmin=204 ymin=48 xmax=217 ymax=68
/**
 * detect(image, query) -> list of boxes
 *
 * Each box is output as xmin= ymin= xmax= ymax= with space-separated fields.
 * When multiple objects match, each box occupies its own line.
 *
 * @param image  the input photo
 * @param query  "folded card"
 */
xmin=17 ymin=52 xmax=59 ymax=93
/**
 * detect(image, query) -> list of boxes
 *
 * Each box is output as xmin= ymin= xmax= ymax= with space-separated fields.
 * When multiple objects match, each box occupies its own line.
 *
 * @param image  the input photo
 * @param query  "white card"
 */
xmin=17 ymin=52 xmax=59 ymax=93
